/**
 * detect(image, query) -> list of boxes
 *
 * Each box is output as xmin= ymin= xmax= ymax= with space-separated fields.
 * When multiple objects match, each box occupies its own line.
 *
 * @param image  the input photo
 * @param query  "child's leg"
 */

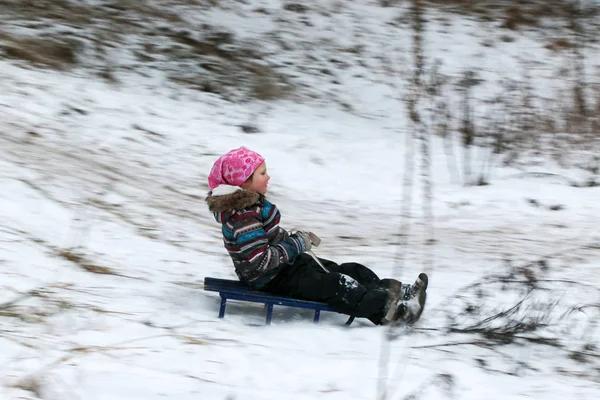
xmin=308 ymin=256 xmax=381 ymax=286
xmin=263 ymin=254 xmax=388 ymax=324
xmin=321 ymin=259 xmax=401 ymax=291
xmin=335 ymin=262 xmax=381 ymax=288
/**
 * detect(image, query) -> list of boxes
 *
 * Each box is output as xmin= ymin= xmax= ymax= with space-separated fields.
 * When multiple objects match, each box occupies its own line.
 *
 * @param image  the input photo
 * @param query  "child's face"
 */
xmin=242 ymin=162 xmax=270 ymax=195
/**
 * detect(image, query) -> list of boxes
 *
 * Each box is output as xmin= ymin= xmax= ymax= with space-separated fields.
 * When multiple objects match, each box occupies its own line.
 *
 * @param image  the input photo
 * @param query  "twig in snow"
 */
xmin=0 ymin=289 xmax=42 ymax=311
xmin=409 ymin=340 xmax=485 ymax=349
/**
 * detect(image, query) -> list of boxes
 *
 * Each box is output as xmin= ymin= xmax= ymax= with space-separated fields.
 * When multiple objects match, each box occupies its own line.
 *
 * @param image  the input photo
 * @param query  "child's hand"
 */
xmin=294 ymin=231 xmax=312 ymax=252
xmin=291 ymin=229 xmax=321 ymax=249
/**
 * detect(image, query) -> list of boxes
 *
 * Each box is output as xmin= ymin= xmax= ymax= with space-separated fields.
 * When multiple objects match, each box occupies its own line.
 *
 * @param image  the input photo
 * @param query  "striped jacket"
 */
xmin=206 ymin=185 xmax=306 ymax=288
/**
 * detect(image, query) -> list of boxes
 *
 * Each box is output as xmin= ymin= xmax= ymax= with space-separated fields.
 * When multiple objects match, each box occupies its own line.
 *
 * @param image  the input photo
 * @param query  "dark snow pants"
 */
xmin=261 ymin=254 xmax=400 ymax=325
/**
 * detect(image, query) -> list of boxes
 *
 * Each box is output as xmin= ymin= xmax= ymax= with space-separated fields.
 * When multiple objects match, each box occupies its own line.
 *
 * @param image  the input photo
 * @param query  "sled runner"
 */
xmin=204 ymin=277 xmax=355 ymax=326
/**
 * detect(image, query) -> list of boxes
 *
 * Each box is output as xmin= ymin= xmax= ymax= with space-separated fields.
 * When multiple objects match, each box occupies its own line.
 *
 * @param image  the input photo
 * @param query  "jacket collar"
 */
xmin=206 ymin=185 xmax=261 ymax=213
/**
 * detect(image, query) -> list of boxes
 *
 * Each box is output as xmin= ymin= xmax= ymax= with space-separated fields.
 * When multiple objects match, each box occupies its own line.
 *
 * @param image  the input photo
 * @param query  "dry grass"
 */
xmin=0 ymin=0 xmax=294 ymax=101
xmin=57 ymin=249 xmax=119 ymax=275
xmin=0 ymin=0 xmax=182 ymax=28
xmin=0 ymin=31 xmax=80 ymax=70
xmin=502 ymin=5 xmax=539 ymax=30
xmin=545 ymin=38 xmax=574 ymax=51
xmin=0 ymin=286 xmax=73 ymax=324
xmin=12 ymin=375 xmax=43 ymax=398
xmin=424 ymin=0 xmax=599 ymax=28
xmin=409 ymin=0 xmax=599 ymax=180
xmin=161 ymin=28 xmax=294 ymax=101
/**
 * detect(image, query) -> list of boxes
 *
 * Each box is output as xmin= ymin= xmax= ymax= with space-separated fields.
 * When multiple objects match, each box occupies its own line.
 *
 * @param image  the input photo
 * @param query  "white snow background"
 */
xmin=1 ymin=1 xmax=599 ymax=399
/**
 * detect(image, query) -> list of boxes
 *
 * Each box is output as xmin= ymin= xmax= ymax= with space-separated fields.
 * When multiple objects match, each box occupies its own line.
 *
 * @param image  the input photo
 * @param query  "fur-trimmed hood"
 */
xmin=206 ymin=185 xmax=261 ymax=214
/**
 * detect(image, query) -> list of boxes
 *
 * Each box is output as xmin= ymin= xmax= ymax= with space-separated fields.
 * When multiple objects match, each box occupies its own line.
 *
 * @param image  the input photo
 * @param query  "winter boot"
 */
xmin=380 ymin=280 xmax=404 ymax=325
xmin=400 ymin=273 xmax=428 ymax=324
xmin=384 ymin=273 xmax=428 ymax=325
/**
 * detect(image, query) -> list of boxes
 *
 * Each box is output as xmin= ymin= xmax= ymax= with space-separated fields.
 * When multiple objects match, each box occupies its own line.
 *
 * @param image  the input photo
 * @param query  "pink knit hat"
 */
xmin=208 ymin=147 xmax=265 ymax=190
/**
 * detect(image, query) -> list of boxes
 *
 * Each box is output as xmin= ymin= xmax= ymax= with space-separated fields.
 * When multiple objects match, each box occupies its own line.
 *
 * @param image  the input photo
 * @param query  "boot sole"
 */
xmin=408 ymin=291 xmax=427 ymax=324
xmin=405 ymin=273 xmax=428 ymax=325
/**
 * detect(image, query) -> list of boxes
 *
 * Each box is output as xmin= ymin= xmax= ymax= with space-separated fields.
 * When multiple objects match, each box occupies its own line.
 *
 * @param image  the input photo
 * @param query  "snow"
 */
xmin=1 ymin=1 xmax=599 ymax=399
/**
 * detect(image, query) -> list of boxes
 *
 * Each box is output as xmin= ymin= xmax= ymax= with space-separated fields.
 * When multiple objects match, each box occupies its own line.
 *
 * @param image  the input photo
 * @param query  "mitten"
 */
xmin=290 ymin=229 xmax=321 ymax=248
xmin=294 ymin=231 xmax=312 ymax=253
xmin=306 ymin=231 xmax=321 ymax=247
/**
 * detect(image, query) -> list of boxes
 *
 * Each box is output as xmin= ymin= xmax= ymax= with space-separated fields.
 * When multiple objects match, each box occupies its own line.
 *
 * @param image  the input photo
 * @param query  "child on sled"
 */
xmin=206 ymin=146 xmax=427 ymax=325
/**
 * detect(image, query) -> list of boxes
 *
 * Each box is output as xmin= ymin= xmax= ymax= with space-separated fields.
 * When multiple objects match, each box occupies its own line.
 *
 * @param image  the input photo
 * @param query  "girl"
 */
xmin=206 ymin=146 xmax=427 ymax=325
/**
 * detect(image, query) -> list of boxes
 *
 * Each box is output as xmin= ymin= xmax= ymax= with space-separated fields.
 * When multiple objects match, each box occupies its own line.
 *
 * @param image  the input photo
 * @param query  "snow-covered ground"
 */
xmin=1 ymin=1 xmax=599 ymax=399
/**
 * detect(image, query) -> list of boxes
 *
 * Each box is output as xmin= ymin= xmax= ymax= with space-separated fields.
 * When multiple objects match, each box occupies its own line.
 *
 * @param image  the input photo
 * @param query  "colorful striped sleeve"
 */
xmin=229 ymin=216 xmax=306 ymax=285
